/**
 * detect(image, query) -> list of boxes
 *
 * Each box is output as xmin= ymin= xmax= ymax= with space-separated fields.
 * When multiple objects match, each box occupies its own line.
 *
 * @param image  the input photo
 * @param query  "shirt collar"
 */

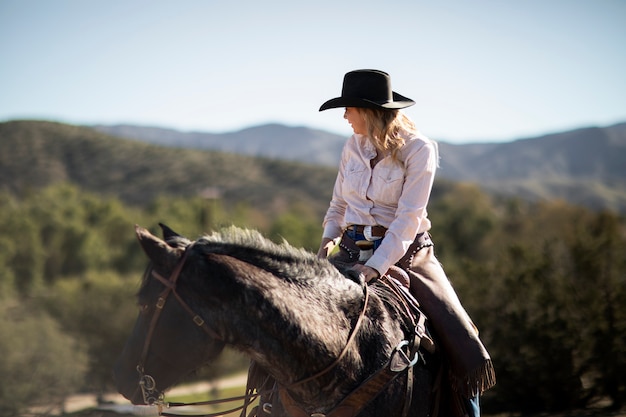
xmin=355 ymin=134 xmax=377 ymax=159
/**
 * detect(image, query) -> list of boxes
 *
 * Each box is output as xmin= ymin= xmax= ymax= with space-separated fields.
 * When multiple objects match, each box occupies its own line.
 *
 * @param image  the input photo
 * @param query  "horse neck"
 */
xmin=203 ymin=253 xmax=367 ymax=395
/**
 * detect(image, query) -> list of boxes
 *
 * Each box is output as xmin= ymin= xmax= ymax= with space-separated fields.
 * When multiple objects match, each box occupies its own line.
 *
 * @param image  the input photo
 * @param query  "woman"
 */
xmin=317 ymin=69 xmax=495 ymax=417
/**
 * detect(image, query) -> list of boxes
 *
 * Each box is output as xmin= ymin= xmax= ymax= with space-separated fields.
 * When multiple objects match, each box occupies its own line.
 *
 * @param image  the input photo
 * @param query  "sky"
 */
xmin=1 ymin=0 xmax=625 ymax=144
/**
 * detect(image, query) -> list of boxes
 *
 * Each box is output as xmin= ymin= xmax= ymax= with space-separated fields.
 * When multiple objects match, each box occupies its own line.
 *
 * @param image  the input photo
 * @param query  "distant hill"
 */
xmin=92 ymin=123 xmax=346 ymax=167
xmin=1 ymin=120 xmax=624 ymax=214
xmin=438 ymin=123 xmax=626 ymax=211
xmin=0 ymin=120 xmax=338 ymax=219
xmin=93 ymin=121 xmax=626 ymax=213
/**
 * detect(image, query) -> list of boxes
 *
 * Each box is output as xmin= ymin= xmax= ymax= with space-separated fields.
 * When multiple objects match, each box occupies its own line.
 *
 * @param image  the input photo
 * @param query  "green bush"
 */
xmin=0 ymin=300 xmax=87 ymax=416
xmin=453 ymin=201 xmax=626 ymax=412
xmin=41 ymin=272 xmax=139 ymax=393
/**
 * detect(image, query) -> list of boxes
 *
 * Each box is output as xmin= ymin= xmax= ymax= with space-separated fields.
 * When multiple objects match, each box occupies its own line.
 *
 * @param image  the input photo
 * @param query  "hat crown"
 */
xmin=342 ymin=70 xmax=393 ymax=103
xmin=318 ymin=69 xmax=414 ymax=111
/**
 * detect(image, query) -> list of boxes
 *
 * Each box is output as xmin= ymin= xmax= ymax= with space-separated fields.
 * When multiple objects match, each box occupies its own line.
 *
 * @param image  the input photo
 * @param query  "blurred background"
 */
xmin=0 ymin=1 xmax=625 ymax=416
xmin=2 ymin=0 xmax=625 ymax=142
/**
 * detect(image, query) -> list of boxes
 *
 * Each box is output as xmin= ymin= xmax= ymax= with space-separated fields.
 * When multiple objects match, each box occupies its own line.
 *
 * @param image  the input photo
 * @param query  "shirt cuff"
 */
xmin=323 ymin=223 xmax=343 ymax=240
xmin=365 ymin=253 xmax=390 ymax=277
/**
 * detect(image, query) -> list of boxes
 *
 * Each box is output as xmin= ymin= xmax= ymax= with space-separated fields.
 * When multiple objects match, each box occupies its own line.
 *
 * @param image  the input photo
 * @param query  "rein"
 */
xmin=284 ymin=283 xmax=371 ymax=389
xmin=278 ymin=276 xmax=429 ymax=417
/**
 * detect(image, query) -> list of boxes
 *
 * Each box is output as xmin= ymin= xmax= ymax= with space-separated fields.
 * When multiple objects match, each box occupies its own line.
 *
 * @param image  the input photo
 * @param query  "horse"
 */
xmin=114 ymin=224 xmax=440 ymax=417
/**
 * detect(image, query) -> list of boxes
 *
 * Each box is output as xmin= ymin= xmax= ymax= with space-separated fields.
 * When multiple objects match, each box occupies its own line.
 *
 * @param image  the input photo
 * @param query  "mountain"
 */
xmin=439 ymin=124 xmax=626 ymax=181
xmin=438 ymin=124 xmax=626 ymax=211
xmin=92 ymin=123 xmax=346 ymax=167
xmin=0 ymin=120 xmax=337 ymax=218
xmin=1 ymin=119 xmax=624 ymax=213
xmin=93 ymin=121 xmax=626 ymax=213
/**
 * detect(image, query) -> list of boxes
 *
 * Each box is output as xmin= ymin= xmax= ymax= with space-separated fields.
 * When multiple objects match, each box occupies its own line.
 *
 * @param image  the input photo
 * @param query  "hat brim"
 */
xmin=319 ymin=91 xmax=415 ymax=111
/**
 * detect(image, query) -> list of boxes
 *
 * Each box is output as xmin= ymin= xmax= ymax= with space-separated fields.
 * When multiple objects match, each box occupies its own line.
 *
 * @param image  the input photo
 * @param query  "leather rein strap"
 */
xmin=284 ymin=283 xmax=371 ymax=389
xmin=279 ymin=324 xmax=426 ymax=417
xmin=279 ymin=276 xmax=431 ymax=417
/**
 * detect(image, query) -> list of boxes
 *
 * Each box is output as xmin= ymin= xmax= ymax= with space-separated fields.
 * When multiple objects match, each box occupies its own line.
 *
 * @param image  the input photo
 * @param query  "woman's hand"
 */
xmin=349 ymin=263 xmax=380 ymax=283
xmin=317 ymin=237 xmax=336 ymax=259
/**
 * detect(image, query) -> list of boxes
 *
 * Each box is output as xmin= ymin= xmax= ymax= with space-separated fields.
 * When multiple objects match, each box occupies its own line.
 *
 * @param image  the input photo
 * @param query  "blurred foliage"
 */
xmin=0 ymin=183 xmax=327 ymax=415
xmin=0 ymin=176 xmax=624 ymax=414
xmin=0 ymin=300 xmax=88 ymax=416
xmin=431 ymin=194 xmax=626 ymax=413
xmin=42 ymin=272 xmax=139 ymax=394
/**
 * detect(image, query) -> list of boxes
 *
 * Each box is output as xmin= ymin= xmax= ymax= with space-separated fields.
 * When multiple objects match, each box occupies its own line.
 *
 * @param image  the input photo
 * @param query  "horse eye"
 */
xmin=138 ymin=304 xmax=149 ymax=313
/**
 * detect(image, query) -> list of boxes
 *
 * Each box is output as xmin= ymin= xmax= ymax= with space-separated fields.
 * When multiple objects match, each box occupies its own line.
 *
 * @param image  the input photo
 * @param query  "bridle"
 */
xmin=135 ymin=242 xmax=221 ymax=408
xmin=136 ymin=243 xmax=265 ymax=417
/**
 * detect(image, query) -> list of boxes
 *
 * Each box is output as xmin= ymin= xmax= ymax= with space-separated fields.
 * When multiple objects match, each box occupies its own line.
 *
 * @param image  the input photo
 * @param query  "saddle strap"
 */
xmin=279 ymin=341 xmax=418 ymax=417
xmin=279 ymin=368 xmax=401 ymax=417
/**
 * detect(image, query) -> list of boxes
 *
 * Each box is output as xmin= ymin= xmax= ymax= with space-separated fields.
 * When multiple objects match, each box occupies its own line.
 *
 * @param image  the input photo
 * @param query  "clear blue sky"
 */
xmin=1 ymin=0 xmax=625 ymax=143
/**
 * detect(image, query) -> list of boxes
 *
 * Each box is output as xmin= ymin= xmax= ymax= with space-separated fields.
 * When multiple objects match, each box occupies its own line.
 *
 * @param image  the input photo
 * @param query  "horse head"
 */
xmin=114 ymin=224 xmax=226 ymax=405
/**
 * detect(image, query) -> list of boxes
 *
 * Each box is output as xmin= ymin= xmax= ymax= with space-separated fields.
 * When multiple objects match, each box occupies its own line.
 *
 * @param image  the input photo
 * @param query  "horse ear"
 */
xmin=158 ymin=222 xmax=192 ymax=249
xmin=159 ymin=223 xmax=180 ymax=240
xmin=135 ymin=225 xmax=182 ymax=266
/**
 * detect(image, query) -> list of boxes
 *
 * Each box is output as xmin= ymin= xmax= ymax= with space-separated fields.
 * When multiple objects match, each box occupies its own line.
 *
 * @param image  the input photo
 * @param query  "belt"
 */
xmin=346 ymin=224 xmax=387 ymax=238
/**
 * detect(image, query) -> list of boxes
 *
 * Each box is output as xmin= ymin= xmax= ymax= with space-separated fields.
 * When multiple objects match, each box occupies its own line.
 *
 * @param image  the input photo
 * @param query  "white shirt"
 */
xmin=322 ymin=131 xmax=438 ymax=275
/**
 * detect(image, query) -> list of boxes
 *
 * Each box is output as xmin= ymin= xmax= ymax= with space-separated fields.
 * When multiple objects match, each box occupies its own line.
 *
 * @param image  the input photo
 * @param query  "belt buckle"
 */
xmin=364 ymin=225 xmax=382 ymax=241
xmin=363 ymin=225 xmax=373 ymax=241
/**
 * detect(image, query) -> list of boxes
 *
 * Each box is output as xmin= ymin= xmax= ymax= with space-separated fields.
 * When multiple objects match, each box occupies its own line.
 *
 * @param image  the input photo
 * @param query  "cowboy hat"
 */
xmin=319 ymin=69 xmax=415 ymax=111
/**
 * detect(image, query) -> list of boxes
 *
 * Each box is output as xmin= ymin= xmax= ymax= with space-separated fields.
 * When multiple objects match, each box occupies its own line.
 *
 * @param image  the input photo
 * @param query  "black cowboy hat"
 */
xmin=319 ymin=69 xmax=415 ymax=111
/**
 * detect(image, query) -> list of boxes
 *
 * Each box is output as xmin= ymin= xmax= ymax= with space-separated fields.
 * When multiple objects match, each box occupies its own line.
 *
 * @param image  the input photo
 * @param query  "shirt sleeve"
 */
xmin=321 ymin=137 xmax=351 ymax=240
xmin=365 ymin=139 xmax=438 ymax=275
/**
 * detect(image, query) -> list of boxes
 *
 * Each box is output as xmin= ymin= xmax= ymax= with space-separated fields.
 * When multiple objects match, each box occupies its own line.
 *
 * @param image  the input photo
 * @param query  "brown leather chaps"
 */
xmin=330 ymin=232 xmax=496 ymax=401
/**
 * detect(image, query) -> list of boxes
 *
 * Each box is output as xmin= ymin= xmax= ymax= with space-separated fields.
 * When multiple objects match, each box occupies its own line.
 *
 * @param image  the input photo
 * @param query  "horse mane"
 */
xmin=193 ymin=226 xmax=347 ymax=285
xmin=194 ymin=227 xmax=416 ymax=341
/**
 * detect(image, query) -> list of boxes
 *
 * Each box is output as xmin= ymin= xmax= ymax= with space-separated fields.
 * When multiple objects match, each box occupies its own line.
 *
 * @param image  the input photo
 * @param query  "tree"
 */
xmin=570 ymin=210 xmax=626 ymax=408
xmin=0 ymin=300 xmax=87 ymax=416
xmin=268 ymin=204 xmax=322 ymax=251
xmin=42 ymin=272 xmax=138 ymax=394
xmin=466 ymin=201 xmax=626 ymax=412
xmin=1 ymin=214 xmax=45 ymax=297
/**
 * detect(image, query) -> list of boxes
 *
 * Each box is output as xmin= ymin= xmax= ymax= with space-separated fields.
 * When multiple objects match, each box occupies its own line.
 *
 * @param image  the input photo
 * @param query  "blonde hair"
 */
xmin=357 ymin=108 xmax=418 ymax=160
